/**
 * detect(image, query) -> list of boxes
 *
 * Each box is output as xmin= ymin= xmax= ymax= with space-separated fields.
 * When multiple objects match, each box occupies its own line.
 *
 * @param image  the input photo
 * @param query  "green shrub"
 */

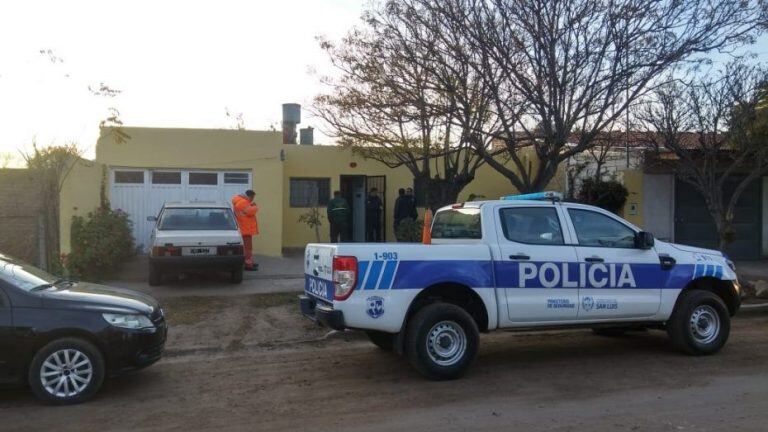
xmin=577 ymin=178 xmax=629 ymax=214
xmin=66 ymin=207 xmax=135 ymax=281
xmin=395 ymin=218 xmax=424 ymax=242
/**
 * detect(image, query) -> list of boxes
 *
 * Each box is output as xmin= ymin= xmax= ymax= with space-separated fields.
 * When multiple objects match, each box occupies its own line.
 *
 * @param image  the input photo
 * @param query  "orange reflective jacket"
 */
xmin=231 ymin=194 xmax=259 ymax=236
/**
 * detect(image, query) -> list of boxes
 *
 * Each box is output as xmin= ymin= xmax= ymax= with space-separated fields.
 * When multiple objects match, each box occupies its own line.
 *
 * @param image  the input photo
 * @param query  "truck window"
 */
xmin=431 ymin=208 xmax=481 ymax=239
xmin=499 ymin=207 xmax=564 ymax=245
xmin=568 ymin=209 xmax=636 ymax=248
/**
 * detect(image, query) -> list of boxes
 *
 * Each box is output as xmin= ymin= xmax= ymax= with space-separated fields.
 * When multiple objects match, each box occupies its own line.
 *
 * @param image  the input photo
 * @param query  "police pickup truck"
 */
xmin=299 ymin=192 xmax=741 ymax=380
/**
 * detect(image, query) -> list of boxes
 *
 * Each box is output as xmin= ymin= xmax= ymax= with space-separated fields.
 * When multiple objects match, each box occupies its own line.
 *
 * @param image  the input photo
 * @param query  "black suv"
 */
xmin=0 ymin=254 xmax=167 ymax=404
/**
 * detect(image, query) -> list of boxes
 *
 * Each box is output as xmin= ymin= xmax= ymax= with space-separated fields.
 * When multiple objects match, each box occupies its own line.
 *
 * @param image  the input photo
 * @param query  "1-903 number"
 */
xmin=373 ymin=252 xmax=398 ymax=261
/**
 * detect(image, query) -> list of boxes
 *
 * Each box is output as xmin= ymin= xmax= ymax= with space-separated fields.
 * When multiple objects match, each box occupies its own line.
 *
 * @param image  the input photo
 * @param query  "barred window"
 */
xmin=290 ymin=178 xmax=330 ymax=207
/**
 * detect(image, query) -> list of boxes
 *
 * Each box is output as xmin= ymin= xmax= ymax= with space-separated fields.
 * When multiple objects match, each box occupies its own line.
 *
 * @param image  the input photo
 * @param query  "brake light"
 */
xmin=151 ymin=246 xmax=181 ymax=257
xmin=217 ymin=245 xmax=244 ymax=256
xmin=332 ymin=256 xmax=358 ymax=301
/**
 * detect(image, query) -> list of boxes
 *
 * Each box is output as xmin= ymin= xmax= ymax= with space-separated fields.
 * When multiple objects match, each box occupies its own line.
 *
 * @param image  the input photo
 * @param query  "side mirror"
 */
xmin=147 ymin=216 xmax=157 ymax=222
xmin=635 ymin=231 xmax=654 ymax=249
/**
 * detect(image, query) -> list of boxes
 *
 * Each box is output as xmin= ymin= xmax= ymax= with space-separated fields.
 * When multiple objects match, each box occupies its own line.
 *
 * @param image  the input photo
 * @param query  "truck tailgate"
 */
xmin=304 ymin=244 xmax=336 ymax=302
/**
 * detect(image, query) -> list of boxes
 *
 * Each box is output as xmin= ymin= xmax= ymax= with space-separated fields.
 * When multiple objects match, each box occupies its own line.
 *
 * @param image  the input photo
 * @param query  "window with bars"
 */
xmin=290 ymin=178 xmax=330 ymax=207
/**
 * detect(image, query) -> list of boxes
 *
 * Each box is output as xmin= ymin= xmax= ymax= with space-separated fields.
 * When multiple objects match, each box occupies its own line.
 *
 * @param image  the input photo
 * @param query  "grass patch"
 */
xmin=161 ymin=292 xmax=300 ymax=326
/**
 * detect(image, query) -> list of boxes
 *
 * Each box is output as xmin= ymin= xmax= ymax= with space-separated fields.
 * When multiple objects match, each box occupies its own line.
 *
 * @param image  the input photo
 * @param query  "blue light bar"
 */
xmin=501 ymin=191 xmax=563 ymax=201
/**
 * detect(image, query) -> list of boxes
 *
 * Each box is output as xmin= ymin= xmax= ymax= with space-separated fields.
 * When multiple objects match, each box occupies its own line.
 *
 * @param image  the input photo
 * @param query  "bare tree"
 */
xmin=21 ymin=143 xmax=83 ymax=269
xmin=414 ymin=0 xmax=766 ymax=192
xmin=637 ymin=61 xmax=768 ymax=249
xmin=314 ymin=2 xmax=491 ymax=210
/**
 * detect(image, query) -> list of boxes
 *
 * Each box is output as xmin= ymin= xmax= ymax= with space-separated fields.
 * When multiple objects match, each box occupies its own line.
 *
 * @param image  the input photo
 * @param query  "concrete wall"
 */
xmin=0 ymin=169 xmax=42 ymax=263
xmin=618 ymin=169 xmax=644 ymax=228
xmin=59 ymin=159 xmax=104 ymax=254
xmin=642 ymin=174 xmax=674 ymax=241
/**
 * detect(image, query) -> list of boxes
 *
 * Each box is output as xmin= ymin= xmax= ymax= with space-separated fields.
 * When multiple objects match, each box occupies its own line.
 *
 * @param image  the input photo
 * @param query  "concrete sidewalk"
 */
xmin=104 ymin=254 xmax=305 ymax=299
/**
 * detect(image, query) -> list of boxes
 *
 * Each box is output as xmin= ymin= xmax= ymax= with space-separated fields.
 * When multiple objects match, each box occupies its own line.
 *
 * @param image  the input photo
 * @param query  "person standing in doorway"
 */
xmin=366 ymin=187 xmax=383 ymax=242
xmin=231 ymin=190 xmax=259 ymax=271
xmin=327 ymin=190 xmax=350 ymax=243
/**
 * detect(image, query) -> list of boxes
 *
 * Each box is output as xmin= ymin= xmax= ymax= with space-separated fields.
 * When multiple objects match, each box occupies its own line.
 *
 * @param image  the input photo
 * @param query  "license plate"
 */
xmin=182 ymin=247 xmax=215 ymax=256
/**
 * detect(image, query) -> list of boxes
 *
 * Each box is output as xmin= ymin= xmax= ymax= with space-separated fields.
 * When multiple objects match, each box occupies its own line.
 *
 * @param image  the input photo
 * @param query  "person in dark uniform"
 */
xmin=366 ymin=188 xmax=383 ymax=242
xmin=327 ymin=191 xmax=350 ymax=243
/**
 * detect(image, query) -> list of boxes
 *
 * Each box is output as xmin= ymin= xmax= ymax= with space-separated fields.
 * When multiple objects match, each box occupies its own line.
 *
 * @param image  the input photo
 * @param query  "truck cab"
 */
xmin=299 ymin=192 xmax=741 ymax=380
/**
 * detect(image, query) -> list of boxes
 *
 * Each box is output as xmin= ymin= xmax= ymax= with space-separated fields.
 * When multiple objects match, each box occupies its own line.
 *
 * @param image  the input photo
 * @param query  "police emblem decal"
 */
xmin=366 ymin=296 xmax=385 ymax=319
xmin=582 ymin=296 xmax=595 ymax=312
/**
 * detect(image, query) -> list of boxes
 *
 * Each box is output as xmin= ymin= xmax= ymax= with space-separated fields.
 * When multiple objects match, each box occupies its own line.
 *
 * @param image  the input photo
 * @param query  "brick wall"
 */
xmin=0 ymin=169 xmax=43 ymax=263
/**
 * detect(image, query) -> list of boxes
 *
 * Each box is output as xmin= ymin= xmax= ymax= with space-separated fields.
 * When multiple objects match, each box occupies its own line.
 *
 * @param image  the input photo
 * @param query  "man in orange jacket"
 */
xmin=232 ymin=190 xmax=259 ymax=271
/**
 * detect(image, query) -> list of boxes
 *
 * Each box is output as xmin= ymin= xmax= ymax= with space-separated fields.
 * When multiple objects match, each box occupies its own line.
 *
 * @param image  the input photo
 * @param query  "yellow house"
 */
xmin=59 ymin=126 xmax=569 ymax=257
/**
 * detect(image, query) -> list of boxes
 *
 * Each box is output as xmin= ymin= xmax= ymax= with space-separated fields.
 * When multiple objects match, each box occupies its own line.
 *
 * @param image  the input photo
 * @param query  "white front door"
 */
xmin=563 ymin=207 xmax=662 ymax=320
xmin=495 ymin=205 xmax=580 ymax=324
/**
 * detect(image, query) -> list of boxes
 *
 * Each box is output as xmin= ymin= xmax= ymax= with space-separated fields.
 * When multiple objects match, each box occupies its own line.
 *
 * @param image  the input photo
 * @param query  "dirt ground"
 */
xmin=1 ymin=299 xmax=767 ymax=432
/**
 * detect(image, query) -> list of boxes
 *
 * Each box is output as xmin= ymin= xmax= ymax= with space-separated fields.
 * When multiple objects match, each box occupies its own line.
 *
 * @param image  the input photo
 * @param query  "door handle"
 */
xmin=509 ymin=254 xmax=530 ymax=260
xmin=585 ymin=256 xmax=604 ymax=263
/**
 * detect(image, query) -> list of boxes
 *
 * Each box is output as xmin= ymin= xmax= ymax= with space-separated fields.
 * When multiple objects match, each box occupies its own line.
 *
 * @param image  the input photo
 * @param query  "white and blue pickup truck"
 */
xmin=299 ymin=192 xmax=741 ymax=380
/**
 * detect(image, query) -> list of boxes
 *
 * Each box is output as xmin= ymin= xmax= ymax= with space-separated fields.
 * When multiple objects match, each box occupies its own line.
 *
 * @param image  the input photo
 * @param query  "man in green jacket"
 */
xmin=327 ymin=191 xmax=350 ymax=243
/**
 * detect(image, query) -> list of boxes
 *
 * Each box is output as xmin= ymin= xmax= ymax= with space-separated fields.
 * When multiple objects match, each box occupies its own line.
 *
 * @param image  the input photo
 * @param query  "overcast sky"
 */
xmin=0 ymin=0 xmax=362 ymax=166
xmin=1 ymin=1 xmax=766 ymax=167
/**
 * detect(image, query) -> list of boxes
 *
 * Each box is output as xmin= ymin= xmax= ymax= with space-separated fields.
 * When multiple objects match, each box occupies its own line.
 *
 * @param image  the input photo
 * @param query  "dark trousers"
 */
xmin=330 ymin=222 xmax=348 ymax=243
xmin=366 ymin=219 xmax=382 ymax=242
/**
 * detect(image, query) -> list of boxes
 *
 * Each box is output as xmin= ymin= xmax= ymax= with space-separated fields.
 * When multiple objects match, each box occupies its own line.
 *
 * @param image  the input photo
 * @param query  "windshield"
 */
xmin=0 ymin=256 xmax=58 ymax=291
xmin=431 ymin=208 xmax=482 ymax=239
xmin=158 ymin=207 xmax=238 ymax=231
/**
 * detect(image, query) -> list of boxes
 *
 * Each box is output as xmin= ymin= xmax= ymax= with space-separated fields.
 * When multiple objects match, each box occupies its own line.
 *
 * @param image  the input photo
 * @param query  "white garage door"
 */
xmin=110 ymin=168 xmax=252 ymax=252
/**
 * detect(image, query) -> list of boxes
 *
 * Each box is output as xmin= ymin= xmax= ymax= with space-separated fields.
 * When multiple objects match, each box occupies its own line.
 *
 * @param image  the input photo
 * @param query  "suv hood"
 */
xmin=667 ymin=242 xmax=723 ymax=257
xmin=42 ymin=282 xmax=159 ymax=315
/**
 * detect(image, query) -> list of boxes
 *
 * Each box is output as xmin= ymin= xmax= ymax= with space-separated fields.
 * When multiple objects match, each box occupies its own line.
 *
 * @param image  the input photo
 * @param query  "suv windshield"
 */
xmin=431 ymin=208 xmax=482 ymax=239
xmin=158 ymin=207 xmax=237 ymax=231
xmin=0 ymin=256 xmax=58 ymax=291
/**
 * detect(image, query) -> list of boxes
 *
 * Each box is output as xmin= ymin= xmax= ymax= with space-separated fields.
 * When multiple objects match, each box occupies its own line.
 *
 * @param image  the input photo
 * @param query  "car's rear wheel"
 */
xmin=229 ymin=268 xmax=243 ymax=284
xmin=28 ymin=337 xmax=105 ymax=405
xmin=667 ymin=289 xmax=730 ymax=355
xmin=365 ymin=330 xmax=396 ymax=351
xmin=148 ymin=263 xmax=162 ymax=286
xmin=406 ymin=303 xmax=479 ymax=380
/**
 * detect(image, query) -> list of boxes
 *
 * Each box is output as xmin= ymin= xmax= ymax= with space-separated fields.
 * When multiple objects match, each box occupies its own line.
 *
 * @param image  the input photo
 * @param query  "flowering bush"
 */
xmin=66 ymin=207 xmax=135 ymax=280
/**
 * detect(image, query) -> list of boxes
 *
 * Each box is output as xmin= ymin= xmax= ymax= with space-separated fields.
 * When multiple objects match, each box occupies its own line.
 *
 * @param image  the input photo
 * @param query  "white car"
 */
xmin=300 ymin=192 xmax=741 ymax=380
xmin=148 ymin=202 xmax=244 ymax=285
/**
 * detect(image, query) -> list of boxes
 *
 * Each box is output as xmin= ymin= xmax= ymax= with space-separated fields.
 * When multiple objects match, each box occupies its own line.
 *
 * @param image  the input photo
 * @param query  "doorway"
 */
xmin=340 ymin=175 xmax=366 ymax=242
xmin=340 ymin=175 xmax=387 ymax=242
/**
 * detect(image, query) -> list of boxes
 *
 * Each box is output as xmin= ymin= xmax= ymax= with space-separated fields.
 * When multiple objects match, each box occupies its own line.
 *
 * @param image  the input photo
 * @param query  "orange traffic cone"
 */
xmin=422 ymin=208 xmax=433 ymax=244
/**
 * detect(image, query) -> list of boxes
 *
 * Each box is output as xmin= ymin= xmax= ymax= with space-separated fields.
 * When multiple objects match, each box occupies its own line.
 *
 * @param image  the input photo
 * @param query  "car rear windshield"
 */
xmin=431 ymin=208 xmax=482 ymax=239
xmin=158 ymin=208 xmax=237 ymax=231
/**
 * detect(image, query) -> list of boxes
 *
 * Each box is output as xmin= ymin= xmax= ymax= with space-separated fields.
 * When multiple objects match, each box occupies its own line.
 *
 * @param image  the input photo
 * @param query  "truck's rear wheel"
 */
xmin=667 ymin=289 xmax=730 ymax=355
xmin=406 ymin=303 xmax=479 ymax=380
xmin=365 ymin=330 xmax=396 ymax=351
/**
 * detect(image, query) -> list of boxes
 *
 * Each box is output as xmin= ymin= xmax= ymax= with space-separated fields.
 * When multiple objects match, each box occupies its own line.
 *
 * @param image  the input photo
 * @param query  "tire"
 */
xmin=592 ymin=328 xmax=628 ymax=337
xmin=229 ymin=268 xmax=244 ymax=284
xmin=405 ymin=303 xmax=479 ymax=380
xmin=148 ymin=263 xmax=162 ymax=286
xmin=365 ymin=330 xmax=396 ymax=351
xmin=28 ymin=337 xmax=106 ymax=405
xmin=667 ymin=290 xmax=730 ymax=356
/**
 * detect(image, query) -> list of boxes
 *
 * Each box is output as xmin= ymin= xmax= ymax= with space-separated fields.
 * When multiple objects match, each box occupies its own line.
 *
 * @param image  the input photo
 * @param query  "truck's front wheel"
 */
xmin=406 ymin=303 xmax=479 ymax=380
xmin=667 ymin=289 xmax=730 ymax=355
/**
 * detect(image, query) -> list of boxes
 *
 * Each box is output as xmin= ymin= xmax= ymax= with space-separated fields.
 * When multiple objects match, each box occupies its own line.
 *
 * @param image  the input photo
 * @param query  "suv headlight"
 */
xmin=102 ymin=313 xmax=154 ymax=329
